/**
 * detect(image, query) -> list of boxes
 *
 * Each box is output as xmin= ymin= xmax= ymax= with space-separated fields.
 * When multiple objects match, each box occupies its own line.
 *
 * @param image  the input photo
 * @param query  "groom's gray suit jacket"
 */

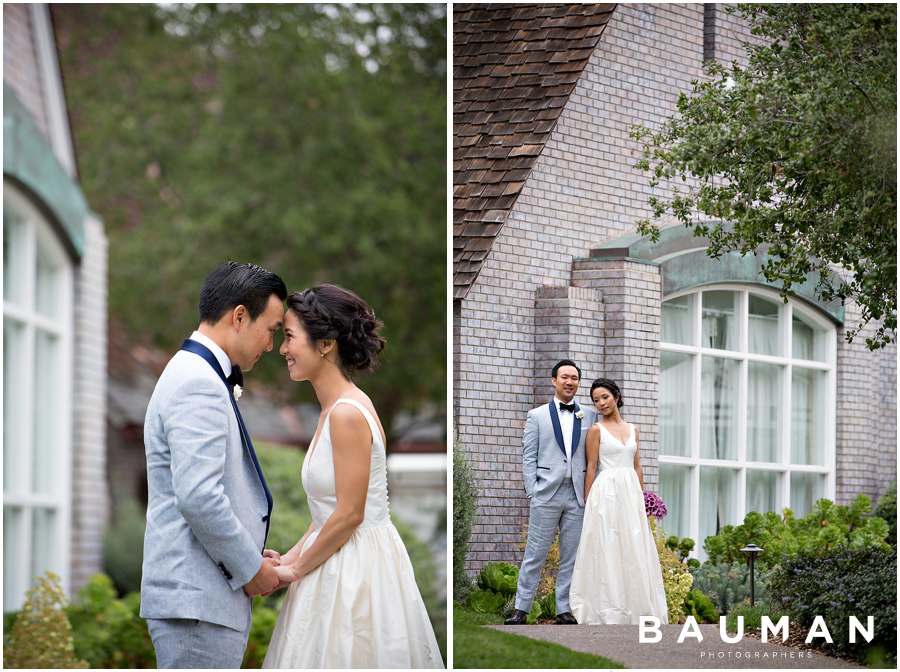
xmin=523 ymin=401 xmax=594 ymax=506
xmin=140 ymin=347 xmax=269 ymax=633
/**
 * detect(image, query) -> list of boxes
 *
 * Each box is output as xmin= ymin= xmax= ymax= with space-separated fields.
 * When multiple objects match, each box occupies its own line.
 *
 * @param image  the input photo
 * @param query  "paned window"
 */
xmin=659 ymin=286 xmax=835 ymax=559
xmin=3 ymin=185 xmax=74 ymax=611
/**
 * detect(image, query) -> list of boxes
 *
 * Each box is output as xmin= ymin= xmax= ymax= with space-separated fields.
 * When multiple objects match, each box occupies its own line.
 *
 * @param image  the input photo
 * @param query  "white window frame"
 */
xmin=3 ymin=184 xmax=74 ymax=611
xmin=659 ymin=284 xmax=836 ymax=558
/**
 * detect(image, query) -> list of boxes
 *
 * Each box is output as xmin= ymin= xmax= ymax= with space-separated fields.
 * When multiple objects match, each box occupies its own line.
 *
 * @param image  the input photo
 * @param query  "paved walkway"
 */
xmin=487 ymin=624 xmax=866 ymax=669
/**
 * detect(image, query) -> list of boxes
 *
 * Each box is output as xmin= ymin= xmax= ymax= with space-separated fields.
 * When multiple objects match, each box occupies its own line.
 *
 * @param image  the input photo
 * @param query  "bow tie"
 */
xmin=227 ymin=366 xmax=244 ymax=389
xmin=558 ymin=402 xmax=576 ymax=413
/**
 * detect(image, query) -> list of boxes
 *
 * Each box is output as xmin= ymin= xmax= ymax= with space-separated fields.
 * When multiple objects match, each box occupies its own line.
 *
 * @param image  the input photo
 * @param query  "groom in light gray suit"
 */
xmin=141 ymin=262 xmax=287 ymax=668
xmin=505 ymin=359 xmax=594 ymax=625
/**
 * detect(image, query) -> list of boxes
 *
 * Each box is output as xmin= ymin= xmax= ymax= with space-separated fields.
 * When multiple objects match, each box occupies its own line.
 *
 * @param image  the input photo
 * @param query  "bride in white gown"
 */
xmin=569 ymin=378 xmax=668 ymax=625
xmin=262 ymin=284 xmax=442 ymax=669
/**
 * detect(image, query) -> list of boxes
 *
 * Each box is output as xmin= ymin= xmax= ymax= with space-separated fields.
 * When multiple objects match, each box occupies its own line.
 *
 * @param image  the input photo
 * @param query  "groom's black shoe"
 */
xmin=555 ymin=612 xmax=578 ymax=625
xmin=504 ymin=609 xmax=528 ymax=625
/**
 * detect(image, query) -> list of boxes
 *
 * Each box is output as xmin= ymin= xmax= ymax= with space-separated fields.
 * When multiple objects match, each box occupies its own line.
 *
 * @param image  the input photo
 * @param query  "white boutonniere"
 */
xmin=575 ymin=410 xmax=584 ymax=420
xmin=233 ymin=384 xmax=243 ymax=400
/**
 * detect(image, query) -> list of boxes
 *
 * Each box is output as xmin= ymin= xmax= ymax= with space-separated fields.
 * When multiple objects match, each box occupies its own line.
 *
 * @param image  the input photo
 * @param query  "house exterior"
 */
xmin=453 ymin=3 xmax=897 ymax=572
xmin=3 ymin=3 xmax=108 ymax=611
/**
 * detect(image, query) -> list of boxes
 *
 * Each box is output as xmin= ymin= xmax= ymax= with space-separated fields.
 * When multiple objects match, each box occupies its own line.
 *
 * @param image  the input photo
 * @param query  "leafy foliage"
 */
xmin=633 ymin=4 xmax=896 ymax=348
xmin=723 ymin=602 xmax=787 ymax=635
xmin=466 ymin=589 xmax=507 ymax=615
xmin=243 ymin=599 xmax=279 ymax=668
xmin=452 ymin=442 xmax=478 ymax=599
xmin=102 ymin=491 xmax=147 ymax=596
xmin=702 ymin=495 xmax=891 ymax=566
xmin=652 ymin=521 xmax=693 ymax=623
xmin=65 ymin=575 xmax=155 ymax=668
xmin=768 ymin=546 xmax=897 ymax=666
xmin=477 ymin=562 xmax=519 ymax=597
xmin=689 ymin=561 xmax=771 ymax=616
xmin=873 ymin=481 xmax=897 ymax=547
xmin=682 ymin=589 xmax=718 ymax=624
xmin=52 ymin=4 xmax=447 ymax=430
xmin=3 ymin=572 xmax=89 ymax=668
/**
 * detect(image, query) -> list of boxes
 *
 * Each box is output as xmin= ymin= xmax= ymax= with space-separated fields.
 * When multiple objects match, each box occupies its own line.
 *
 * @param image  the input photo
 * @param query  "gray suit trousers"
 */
xmin=147 ymin=618 xmax=250 ymax=669
xmin=514 ymin=478 xmax=584 ymax=614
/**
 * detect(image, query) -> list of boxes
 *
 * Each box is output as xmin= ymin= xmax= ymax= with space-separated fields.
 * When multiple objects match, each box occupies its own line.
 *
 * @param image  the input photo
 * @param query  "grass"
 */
xmin=452 ymin=605 xmax=625 ymax=669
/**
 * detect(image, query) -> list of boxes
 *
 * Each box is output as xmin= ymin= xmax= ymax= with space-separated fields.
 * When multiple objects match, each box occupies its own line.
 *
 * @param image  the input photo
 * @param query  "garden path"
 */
xmin=487 ymin=624 xmax=866 ymax=669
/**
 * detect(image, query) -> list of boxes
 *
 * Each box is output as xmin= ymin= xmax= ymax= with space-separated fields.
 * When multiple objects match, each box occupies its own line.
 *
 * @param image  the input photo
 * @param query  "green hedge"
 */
xmin=453 ymin=442 xmax=478 ymax=600
xmin=768 ymin=546 xmax=896 ymax=667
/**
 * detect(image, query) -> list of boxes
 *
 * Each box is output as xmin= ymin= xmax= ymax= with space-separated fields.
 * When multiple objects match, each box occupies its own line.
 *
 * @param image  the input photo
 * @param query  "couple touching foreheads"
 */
xmin=504 ymin=359 xmax=668 ymax=627
xmin=140 ymin=262 xmax=442 ymax=669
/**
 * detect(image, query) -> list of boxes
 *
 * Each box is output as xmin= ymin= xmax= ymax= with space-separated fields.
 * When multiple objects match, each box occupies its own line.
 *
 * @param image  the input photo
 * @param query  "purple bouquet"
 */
xmin=643 ymin=490 xmax=668 ymax=520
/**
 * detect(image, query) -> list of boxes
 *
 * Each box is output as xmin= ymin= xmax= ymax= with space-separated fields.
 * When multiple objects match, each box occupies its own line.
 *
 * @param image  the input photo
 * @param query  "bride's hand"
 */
xmin=274 ymin=563 xmax=301 ymax=584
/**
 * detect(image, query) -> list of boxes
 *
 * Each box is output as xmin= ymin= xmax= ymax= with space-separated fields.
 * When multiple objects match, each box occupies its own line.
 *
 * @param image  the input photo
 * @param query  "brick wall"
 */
xmin=455 ymin=3 xmax=897 ymax=573
xmin=835 ymin=302 xmax=898 ymax=505
xmin=70 ymin=215 xmax=109 ymax=591
xmin=3 ymin=4 xmax=51 ymax=141
xmin=456 ymin=3 xmax=707 ymax=570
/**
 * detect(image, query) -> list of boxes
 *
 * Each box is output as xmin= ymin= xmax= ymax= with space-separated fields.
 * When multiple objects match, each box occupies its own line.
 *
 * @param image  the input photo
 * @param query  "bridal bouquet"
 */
xmin=643 ymin=490 xmax=668 ymax=520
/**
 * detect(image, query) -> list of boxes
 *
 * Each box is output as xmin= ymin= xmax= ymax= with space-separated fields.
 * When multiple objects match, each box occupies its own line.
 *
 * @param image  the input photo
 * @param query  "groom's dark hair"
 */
xmin=199 ymin=261 xmax=287 ymax=324
xmin=551 ymin=359 xmax=581 ymax=379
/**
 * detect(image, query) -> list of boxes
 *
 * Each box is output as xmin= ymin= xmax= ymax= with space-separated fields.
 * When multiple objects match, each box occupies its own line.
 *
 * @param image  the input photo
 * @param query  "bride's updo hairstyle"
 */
xmin=590 ymin=378 xmax=625 ymax=408
xmin=287 ymin=284 xmax=385 ymax=378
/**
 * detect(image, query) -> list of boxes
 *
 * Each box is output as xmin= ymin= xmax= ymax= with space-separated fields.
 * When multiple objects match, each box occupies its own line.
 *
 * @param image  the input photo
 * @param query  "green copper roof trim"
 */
xmin=4 ymin=82 xmax=87 ymax=258
xmin=587 ymin=223 xmax=844 ymax=324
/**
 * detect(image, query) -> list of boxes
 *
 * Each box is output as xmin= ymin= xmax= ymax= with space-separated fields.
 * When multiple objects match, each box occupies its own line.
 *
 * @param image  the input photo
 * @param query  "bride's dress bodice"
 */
xmin=301 ymin=398 xmax=391 ymax=529
xmin=597 ymin=422 xmax=636 ymax=471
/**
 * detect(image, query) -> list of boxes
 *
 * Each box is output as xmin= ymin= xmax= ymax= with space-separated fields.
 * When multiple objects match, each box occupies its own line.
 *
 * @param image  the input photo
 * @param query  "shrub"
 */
xmin=537 ymin=591 xmax=557 ymax=620
xmin=65 ymin=574 xmax=155 ymax=668
xmin=453 ymin=442 xmax=478 ymax=599
xmin=682 ymin=589 xmax=717 ymax=623
xmin=724 ymin=601 xmax=787 ymax=634
xmin=243 ymin=599 xmax=280 ymax=668
xmin=690 ymin=561 xmax=771 ymax=615
xmin=3 ymin=572 xmax=88 ymax=668
xmin=467 ymin=589 xmax=507 ymax=614
xmin=477 ymin=562 xmax=518 ymax=597
xmin=652 ymin=521 xmax=693 ymax=623
xmin=103 ymin=493 xmax=147 ymax=596
xmin=873 ymin=481 xmax=896 ymax=547
xmin=768 ymin=546 xmax=897 ymax=666
xmin=703 ymin=496 xmax=891 ymax=566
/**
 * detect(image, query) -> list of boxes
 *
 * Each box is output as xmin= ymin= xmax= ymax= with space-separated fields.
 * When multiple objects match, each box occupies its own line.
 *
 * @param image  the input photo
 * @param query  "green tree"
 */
xmin=633 ymin=4 xmax=896 ymax=349
xmin=53 ymin=4 xmax=446 ymax=431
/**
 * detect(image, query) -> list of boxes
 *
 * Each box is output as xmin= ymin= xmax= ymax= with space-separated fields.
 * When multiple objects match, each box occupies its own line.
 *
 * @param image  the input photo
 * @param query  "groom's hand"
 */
xmin=262 ymin=548 xmax=281 ymax=565
xmin=243 ymin=556 xmax=279 ymax=597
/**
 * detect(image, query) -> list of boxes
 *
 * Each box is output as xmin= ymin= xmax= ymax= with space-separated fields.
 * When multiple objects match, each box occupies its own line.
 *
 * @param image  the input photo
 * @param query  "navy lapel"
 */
xmin=571 ymin=403 xmax=583 ymax=456
xmin=548 ymin=401 xmax=567 ymax=458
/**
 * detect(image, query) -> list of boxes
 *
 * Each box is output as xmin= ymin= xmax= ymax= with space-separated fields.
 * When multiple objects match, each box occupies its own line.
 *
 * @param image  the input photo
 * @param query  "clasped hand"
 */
xmin=242 ymin=549 xmax=301 ymax=597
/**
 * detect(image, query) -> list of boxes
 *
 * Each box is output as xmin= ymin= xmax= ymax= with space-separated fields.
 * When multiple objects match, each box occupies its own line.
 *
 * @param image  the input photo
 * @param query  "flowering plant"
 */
xmin=575 ymin=410 xmax=584 ymax=420
xmin=644 ymin=490 xmax=668 ymax=520
xmin=233 ymin=384 xmax=243 ymax=400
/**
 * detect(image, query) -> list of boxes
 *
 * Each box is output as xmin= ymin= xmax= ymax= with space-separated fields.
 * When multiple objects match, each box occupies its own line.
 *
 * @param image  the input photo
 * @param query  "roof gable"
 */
xmin=453 ymin=3 xmax=615 ymax=299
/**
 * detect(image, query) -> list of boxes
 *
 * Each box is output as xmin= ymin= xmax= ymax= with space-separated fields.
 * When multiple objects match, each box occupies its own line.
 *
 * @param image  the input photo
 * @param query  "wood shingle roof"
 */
xmin=453 ymin=3 xmax=615 ymax=299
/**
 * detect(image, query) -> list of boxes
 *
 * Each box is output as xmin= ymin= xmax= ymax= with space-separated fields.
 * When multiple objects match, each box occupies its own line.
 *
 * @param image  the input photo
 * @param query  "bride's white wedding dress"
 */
xmin=569 ymin=422 xmax=668 ymax=625
xmin=263 ymin=398 xmax=443 ymax=668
